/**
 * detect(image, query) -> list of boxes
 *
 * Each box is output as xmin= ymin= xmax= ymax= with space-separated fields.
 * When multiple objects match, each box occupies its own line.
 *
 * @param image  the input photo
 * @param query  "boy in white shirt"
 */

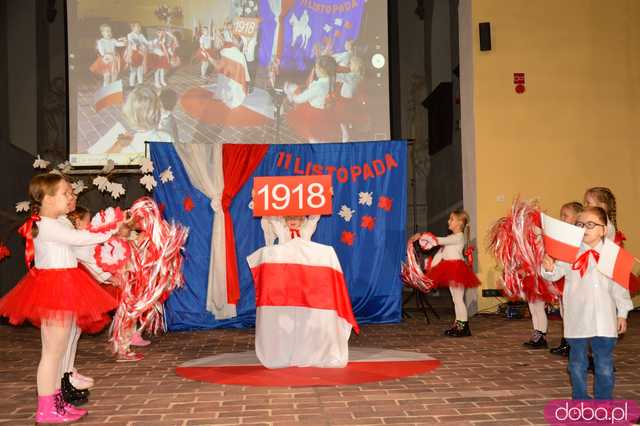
xmin=541 ymin=206 xmax=632 ymax=400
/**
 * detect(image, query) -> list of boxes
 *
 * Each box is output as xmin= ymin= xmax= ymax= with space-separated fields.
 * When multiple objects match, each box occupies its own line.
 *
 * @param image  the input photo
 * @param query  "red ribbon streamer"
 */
xmin=289 ymin=228 xmax=301 ymax=239
xmin=464 ymin=245 xmax=475 ymax=266
xmin=17 ymin=214 xmax=40 ymax=269
xmin=572 ymin=249 xmax=600 ymax=277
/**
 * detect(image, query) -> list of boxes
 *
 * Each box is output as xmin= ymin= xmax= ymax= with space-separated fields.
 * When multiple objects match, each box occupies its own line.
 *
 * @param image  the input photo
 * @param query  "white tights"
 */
xmin=59 ymin=322 xmax=81 ymax=379
xmin=449 ymin=286 xmax=467 ymax=321
xmin=528 ymin=300 xmax=548 ymax=332
xmin=38 ymin=321 xmax=71 ymax=396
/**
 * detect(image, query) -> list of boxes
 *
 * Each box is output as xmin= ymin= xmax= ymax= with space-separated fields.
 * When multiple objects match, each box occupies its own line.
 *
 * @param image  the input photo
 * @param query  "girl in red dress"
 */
xmin=421 ymin=209 xmax=480 ymax=337
xmin=0 ymin=174 xmax=121 ymax=423
xmin=89 ymin=24 xmax=126 ymax=87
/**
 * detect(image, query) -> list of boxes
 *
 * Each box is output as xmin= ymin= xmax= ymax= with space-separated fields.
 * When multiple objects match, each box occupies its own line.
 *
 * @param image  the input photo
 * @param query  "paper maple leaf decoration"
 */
xmin=338 ymin=205 xmax=355 ymax=222
xmin=71 ymin=180 xmax=87 ymax=195
xmin=0 ymin=242 xmax=10 ymax=261
xmin=361 ymin=215 xmax=376 ymax=231
xmin=101 ymin=159 xmax=116 ymax=174
xmin=33 ymin=155 xmax=50 ymax=169
xmin=93 ymin=176 xmax=110 ymax=192
xmin=358 ymin=192 xmax=373 ymax=207
xmin=340 ymin=230 xmax=355 ymax=246
xmin=107 ymin=182 xmax=126 ymax=199
xmin=183 ymin=196 xmax=195 ymax=212
xmin=160 ymin=167 xmax=174 ymax=183
xmin=378 ymin=196 xmax=393 ymax=212
xmin=15 ymin=201 xmax=30 ymax=213
xmin=139 ymin=174 xmax=157 ymax=192
xmin=140 ymin=158 xmax=154 ymax=174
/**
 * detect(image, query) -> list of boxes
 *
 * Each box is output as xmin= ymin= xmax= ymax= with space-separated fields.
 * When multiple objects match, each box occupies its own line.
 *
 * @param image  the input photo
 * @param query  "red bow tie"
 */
xmin=572 ymin=249 xmax=600 ymax=277
xmin=289 ymin=228 xmax=301 ymax=239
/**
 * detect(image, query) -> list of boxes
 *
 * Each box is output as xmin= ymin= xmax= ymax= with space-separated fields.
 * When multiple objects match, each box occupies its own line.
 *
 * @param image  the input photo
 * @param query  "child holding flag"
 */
xmin=541 ymin=206 xmax=633 ymax=400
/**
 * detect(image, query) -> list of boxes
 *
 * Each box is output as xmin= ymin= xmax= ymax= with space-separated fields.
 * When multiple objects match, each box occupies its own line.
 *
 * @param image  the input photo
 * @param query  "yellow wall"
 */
xmin=467 ymin=0 xmax=640 ymax=311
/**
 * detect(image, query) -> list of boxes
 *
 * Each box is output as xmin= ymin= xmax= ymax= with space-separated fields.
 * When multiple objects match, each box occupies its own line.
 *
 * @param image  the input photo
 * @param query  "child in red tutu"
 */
xmin=286 ymin=55 xmax=341 ymax=143
xmin=89 ymin=24 xmax=126 ymax=87
xmin=125 ymin=22 xmax=150 ymax=87
xmin=421 ymin=209 xmax=480 ymax=337
xmin=0 ymin=174 xmax=121 ymax=423
xmin=548 ymin=201 xmax=583 ymax=355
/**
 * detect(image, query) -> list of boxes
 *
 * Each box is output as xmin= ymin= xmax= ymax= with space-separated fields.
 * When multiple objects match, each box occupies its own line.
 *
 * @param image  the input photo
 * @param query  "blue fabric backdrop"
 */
xmin=150 ymin=141 xmax=406 ymax=331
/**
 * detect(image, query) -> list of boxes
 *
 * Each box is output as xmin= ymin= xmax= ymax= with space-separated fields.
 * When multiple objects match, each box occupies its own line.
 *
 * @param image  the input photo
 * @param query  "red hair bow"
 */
xmin=17 ymin=214 xmax=41 ymax=269
xmin=289 ymin=228 xmax=301 ymax=239
xmin=572 ymin=249 xmax=600 ymax=278
xmin=464 ymin=245 xmax=475 ymax=265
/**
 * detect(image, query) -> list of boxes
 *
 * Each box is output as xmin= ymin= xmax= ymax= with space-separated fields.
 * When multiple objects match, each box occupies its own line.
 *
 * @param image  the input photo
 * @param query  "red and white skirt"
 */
xmin=0 ymin=267 xmax=117 ymax=330
xmin=196 ymin=48 xmax=219 ymax=62
xmin=425 ymin=259 xmax=481 ymax=289
xmin=520 ymin=274 xmax=558 ymax=303
xmin=286 ymin=103 xmax=341 ymax=142
xmin=148 ymin=53 xmax=171 ymax=70
xmin=129 ymin=50 xmax=145 ymax=67
xmin=89 ymin=54 xmax=122 ymax=75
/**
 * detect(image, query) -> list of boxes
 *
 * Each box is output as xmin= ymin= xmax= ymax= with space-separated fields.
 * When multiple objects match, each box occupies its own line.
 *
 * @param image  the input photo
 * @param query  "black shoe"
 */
xmin=550 ymin=337 xmax=569 ymax=356
xmin=523 ymin=330 xmax=548 ymax=348
xmin=61 ymin=372 xmax=89 ymax=406
xmin=445 ymin=320 xmax=471 ymax=337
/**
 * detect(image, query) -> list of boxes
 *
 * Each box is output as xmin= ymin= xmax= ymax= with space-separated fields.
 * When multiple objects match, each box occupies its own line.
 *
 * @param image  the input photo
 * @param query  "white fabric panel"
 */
xmin=174 ymin=143 xmax=236 ymax=319
xmin=247 ymin=239 xmax=342 ymax=271
xmin=255 ymin=306 xmax=352 ymax=369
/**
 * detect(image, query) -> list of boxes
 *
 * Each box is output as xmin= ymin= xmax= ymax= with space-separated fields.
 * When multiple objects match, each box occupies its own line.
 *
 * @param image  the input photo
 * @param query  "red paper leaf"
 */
xmin=334 ymin=30 xmax=342 ymax=38
xmin=340 ymin=231 xmax=355 ymax=246
xmin=183 ymin=196 xmax=194 ymax=212
xmin=158 ymin=202 xmax=166 ymax=217
xmin=344 ymin=21 xmax=352 ymax=29
xmin=361 ymin=215 xmax=375 ymax=231
xmin=378 ymin=196 xmax=393 ymax=212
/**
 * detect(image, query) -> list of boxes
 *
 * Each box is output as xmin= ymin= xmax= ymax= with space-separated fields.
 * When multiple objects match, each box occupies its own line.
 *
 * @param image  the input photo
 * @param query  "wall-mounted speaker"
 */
xmin=479 ymin=22 xmax=491 ymax=51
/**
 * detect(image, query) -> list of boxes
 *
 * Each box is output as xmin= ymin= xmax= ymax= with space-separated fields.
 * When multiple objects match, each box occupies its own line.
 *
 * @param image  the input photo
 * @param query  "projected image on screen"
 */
xmin=67 ymin=0 xmax=390 ymax=166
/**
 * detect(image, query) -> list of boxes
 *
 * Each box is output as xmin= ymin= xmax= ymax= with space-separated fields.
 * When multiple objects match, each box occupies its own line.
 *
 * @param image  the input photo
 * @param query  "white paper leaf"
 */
xmin=358 ymin=191 xmax=373 ymax=207
xmin=338 ymin=205 xmax=355 ymax=222
xmin=71 ymin=180 xmax=87 ymax=195
xmin=15 ymin=201 xmax=30 ymax=213
xmin=139 ymin=174 xmax=157 ymax=192
xmin=93 ymin=176 xmax=110 ymax=192
xmin=334 ymin=18 xmax=343 ymax=26
xmin=139 ymin=158 xmax=154 ymax=174
xmin=323 ymin=24 xmax=332 ymax=33
xmin=107 ymin=182 xmax=126 ymax=199
xmin=101 ymin=159 xmax=115 ymax=174
xmin=160 ymin=167 xmax=174 ymax=183
xmin=33 ymin=155 xmax=50 ymax=169
xmin=57 ymin=161 xmax=71 ymax=172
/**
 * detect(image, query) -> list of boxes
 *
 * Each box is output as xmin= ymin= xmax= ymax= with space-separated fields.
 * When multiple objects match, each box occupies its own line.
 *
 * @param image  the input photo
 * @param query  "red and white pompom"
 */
xmin=89 ymin=207 xmax=125 ymax=233
xmin=94 ymin=237 xmax=131 ymax=274
xmin=418 ymin=232 xmax=438 ymax=251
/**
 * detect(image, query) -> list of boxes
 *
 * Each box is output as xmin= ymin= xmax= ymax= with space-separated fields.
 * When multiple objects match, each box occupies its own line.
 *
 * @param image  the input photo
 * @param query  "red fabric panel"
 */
xmin=222 ymin=144 xmax=269 ymax=304
xmin=250 ymin=262 xmax=359 ymax=333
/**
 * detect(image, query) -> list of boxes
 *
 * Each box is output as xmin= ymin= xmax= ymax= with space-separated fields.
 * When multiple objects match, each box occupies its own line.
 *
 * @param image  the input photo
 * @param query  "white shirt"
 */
xmin=34 ymin=217 xmax=113 ymax=269
xmin=435 ymin=233 xmax=464 ymax=261
xmin=292 ymin=77 xmax=330 ymax=109
xmin=261 ymin=216 xmax=320 ymax=246
xmin=337 ymin=72 xmax=362 ymax=99
xmin=240 ymin=34 xmax=257 ymax=62
xmin=541 ymin=241 xmax=633 ymax=338
xmin=606 ymin=218 xmax=616 ymax=241
xmin=332 ymin=50 xmax=352 ymax=67
xmin=127 ymin=32 xmax=149 ymax=50
xmin=199 ymin=34 xmax=212 ymax=50
xmin=97 ymin=38 xmax=125 ymax=56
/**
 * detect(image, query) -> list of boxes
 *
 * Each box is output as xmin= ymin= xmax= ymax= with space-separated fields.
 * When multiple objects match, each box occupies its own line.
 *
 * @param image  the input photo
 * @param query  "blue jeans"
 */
xmin=566 ymin=337 xmax=617 ymax=400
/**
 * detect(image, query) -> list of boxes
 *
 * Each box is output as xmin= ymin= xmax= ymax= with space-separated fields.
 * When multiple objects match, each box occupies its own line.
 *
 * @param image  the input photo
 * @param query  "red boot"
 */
xmin=35 ymin=393 xmax=85 ymax=424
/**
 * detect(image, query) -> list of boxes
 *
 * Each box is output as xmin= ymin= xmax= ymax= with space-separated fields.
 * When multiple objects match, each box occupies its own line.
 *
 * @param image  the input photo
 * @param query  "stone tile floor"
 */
xmin=1 ymin=310 xmax=638 ymax=425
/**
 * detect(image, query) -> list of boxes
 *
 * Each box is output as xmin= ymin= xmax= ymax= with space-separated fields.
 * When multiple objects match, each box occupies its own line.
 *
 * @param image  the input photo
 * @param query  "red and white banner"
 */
xmin=94 ymin=80 xmax=123 ymax=112
xmin=216 ymin=46 xmax=250 ymax=109
xmin=597 ymin=239 xmax=634 ymax=289
xmin=541 ymin=213 xmax=585 ymax=262
xmin=247 ymin=239 xmax=359 ymax=368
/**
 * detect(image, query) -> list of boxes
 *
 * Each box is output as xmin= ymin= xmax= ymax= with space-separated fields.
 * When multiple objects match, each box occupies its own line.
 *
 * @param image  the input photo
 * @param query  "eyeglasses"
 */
xmin=575 ymin=221 xmax=606 ymax=230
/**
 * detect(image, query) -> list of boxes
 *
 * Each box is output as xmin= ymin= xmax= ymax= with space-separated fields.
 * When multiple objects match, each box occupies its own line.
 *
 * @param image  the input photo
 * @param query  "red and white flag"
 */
xmin=247 ymin=239 xmax=359 ymax=369
xmin=541 ymin=213 xmax=585 ymax=262
xmin=94 ymin=80 xmax=123 ymax=112
xmin=597 ymin=239 xmax=634 ymax=289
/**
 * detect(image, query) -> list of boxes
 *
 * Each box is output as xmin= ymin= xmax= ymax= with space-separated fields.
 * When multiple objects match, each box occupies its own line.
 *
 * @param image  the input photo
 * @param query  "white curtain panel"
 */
xmin=174 ymin=143 xmax=237 ymax=319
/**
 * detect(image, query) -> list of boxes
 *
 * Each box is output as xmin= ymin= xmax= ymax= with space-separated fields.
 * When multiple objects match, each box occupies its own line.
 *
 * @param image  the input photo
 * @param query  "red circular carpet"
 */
xmin=180 ymin=87 xmax=271 ymax=127
xmin=175 ymin=348 xmax=441 ymax=387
